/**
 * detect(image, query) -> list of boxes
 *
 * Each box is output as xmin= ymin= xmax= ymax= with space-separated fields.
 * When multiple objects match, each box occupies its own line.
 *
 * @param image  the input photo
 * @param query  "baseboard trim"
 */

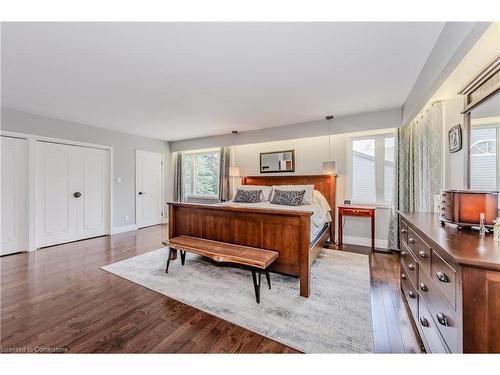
xmin=112 ymin=224 xmax=138 ymax=234
xmin=342 ymin=235 xmax=389 ymax=250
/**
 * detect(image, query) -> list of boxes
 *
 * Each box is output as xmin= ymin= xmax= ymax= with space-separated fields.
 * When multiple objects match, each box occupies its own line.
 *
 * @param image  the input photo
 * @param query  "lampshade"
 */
xmin=229 ymin=166 xmax=241 ymax=177
xmin=322 ymin=161 xmax=337 ymax=175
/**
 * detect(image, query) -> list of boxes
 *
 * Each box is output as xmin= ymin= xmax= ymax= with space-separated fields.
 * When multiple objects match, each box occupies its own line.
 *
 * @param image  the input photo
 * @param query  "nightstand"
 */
xmin=337 ymin=204 xmax=376 ymax=251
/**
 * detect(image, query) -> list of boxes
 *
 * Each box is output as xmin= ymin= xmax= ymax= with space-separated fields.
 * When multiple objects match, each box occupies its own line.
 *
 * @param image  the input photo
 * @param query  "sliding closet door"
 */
xmin=1 ymin=136 xmax=28 ymax=255
xmin=77 ymin=147 xmax=110 ymax=239
xmin=36 ymin=142 xmax=80 ymax=247
xmin=36 ymin=142 xmax=110 ymax=248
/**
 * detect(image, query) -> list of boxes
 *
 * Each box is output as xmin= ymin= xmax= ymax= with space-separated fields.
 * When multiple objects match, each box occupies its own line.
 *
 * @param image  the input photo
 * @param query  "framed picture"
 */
xmin=448 ymin=124 xmax=462 ymax=153
xmin=259 ymin=150 xmax=295 ymax=173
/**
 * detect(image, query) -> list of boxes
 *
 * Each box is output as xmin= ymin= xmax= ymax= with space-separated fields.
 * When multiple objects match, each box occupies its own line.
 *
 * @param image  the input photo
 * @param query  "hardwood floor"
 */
xmin=0 ymin=225 xmax=422 ymax=353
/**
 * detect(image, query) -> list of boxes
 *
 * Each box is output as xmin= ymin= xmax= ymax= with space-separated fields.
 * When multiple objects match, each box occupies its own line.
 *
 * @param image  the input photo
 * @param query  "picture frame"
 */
xmin=448 ymin=124 xmax=462 ymax=153
xmin=259 ymin=150 xmax=295 ymax=173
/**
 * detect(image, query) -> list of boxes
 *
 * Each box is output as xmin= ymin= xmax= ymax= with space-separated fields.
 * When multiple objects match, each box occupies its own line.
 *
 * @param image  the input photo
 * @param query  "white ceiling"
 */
xmin=1 ymin=22 xmax=445 ymax=141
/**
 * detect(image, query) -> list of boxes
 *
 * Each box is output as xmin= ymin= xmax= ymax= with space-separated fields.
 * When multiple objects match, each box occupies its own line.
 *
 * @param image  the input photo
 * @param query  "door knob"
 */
xmin=73 ymin=192 xmax=81 ymax=198
xmin=138 ymin=192 xmax=146 ymax=195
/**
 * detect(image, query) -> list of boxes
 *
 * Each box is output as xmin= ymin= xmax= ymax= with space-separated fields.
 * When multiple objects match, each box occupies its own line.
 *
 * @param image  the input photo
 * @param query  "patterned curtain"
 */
xmin=173 ymin=152 xmax=184 ymax=202
xmin=219 ymin=147 xmax=231 ymax=202
xmin=388 ymin=102 xmax=443 ymax=249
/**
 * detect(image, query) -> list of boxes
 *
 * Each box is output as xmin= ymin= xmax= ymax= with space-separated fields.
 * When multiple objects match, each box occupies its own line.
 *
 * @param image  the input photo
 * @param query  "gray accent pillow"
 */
xmin=270 ymin=189 xmax=305 ymax=206
xmin=234 ymin=189 xmax=262 ymax=203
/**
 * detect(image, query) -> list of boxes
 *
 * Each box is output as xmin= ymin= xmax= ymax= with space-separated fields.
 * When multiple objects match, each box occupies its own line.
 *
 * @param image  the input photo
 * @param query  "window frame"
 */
xmin=469 ymin=121 xmax=500 ymax=192
xmin=182 ymin=148 xmax=221 ymax=200
xmin=346 ymin=132 xmax=395 ymax=207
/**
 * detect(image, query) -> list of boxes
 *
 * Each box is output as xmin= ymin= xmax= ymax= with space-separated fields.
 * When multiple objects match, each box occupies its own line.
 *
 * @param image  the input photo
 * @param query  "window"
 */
xmin=183 ymin=149 xmax=220 ymax=199
xmin=470 ymin=125 xmax=498 ymax=191
xmin=349 ymin=133 xmax=395 ymax=205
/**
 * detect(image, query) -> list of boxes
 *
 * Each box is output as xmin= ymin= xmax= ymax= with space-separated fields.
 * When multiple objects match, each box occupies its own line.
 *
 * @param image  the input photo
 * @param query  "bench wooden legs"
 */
xmin=180 ymin=250 xmax=186 ymax=265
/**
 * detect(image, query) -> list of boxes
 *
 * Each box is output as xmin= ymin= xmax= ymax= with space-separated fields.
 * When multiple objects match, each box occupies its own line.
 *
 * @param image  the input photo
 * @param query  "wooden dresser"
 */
xmin=398 ymin=212 xmax=500 ymax=353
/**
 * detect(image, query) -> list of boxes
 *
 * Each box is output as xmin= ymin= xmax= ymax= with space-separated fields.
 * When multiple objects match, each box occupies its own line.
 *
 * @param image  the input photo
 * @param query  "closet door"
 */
xmin=1 ymin=136 xmax=28 ymax=255
xmin=77 ymin=147 xmax=110 ymax=239
xmin=36 ymin=142 xmax=80 ymax=247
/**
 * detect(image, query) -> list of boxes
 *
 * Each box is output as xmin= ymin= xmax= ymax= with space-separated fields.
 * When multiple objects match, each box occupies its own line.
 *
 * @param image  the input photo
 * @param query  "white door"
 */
xmin=136 ymin=150 xmax=163 ymax=228
xmin=36 ymin=142 xmax=110 ymax=247
xmin=78 ymin=147 xmax=110 ymax=239
xmin=1 ymin=136 xmax=28 ymax=255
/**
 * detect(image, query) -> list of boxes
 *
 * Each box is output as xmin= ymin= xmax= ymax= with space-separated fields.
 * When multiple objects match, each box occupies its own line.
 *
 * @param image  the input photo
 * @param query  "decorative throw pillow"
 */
xmin=234 ymin=189 xmax=262 ymax=203
xmin=270 ymin=189 xmax=306 ymax=206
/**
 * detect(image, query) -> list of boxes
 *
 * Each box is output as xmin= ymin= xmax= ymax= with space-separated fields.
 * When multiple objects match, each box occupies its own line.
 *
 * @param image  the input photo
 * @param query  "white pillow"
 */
xmin=270 ymin=185 xmax=315 ymax=205
xmin=233 ymin=185 xmax=273 ymax=201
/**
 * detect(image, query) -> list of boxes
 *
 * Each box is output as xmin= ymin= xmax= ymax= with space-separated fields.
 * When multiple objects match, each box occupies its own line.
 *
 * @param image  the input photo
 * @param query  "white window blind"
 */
xmin=470 ymin=125 xmax=498 ymax=191
xmin=349 ymin=134 xmax=395 ymax=205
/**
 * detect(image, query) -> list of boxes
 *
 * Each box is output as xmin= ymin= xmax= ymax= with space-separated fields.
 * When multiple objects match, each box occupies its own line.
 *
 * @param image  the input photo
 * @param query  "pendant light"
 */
xmin=322 ymin=116 xmax=337 ymax=175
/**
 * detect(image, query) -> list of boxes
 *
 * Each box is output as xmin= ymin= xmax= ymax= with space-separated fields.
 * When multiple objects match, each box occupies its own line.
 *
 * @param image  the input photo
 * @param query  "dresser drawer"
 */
xmin=400 ymin=220 xmax=408 ymax=246
xmin=418 ymin=298 xmax=450 ymax=353
xmin=401 ymin=264 xmax=418 ymax=321
xmin=341 ymin=208 xmax=372 ymax=217
xmin=418 ymin=268 xmax=458 ymax=352
xmin=401 ymin=248 xmax=418 ymax=288
xmin=431 ymin=250 xmax=457 ymax=309
xmin=407 ymin=228 xmax=431 ymax=272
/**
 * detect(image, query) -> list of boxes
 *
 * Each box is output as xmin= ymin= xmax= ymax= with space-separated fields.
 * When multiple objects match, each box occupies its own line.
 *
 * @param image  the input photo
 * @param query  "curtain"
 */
xmin=388 ymin=102 xmax=443 ymax=249
xmin=173 ymin=152 xmax=184 ymax=202
xmin=219 ymin=147 xmax=231 ymax=202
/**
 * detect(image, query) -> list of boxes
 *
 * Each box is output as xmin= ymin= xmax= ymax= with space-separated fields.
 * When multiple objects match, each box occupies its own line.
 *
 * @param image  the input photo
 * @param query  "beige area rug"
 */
xmin=102 ymin=247 xmax=374 ymax=353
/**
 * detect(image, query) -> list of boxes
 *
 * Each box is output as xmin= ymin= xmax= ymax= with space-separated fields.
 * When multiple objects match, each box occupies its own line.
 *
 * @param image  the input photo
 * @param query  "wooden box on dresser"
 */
xmin=398 ymin=211 xmax=500 ymax=353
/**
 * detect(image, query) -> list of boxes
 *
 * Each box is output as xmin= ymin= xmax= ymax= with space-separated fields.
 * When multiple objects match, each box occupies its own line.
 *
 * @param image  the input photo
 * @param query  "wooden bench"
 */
xmin=162 ymin=235 xmax=279 ymax=303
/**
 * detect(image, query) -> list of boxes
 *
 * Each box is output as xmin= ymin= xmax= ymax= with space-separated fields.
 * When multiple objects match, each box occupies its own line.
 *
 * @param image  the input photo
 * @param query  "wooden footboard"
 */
xmin=168 ymin=202 xmax=314 ymax=297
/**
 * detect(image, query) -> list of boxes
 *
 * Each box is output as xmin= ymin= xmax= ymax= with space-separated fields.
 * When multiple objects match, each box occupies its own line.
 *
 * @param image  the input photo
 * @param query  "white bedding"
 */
xmin=217 ymin=190 xmax=332 ymax=241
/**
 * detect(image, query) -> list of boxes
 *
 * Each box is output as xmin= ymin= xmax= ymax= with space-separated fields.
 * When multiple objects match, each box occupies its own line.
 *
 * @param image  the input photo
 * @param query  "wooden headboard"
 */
xmin=241 ymin=175 xmax=336 ymax=212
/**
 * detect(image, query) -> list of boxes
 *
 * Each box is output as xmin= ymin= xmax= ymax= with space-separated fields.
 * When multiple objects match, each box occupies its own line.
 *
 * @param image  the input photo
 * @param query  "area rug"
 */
xmin=101 ymin=247 xmax=374 ymax=353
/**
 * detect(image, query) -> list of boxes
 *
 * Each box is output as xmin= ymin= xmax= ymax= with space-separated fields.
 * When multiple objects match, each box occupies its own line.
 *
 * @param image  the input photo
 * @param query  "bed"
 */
xmin=167 ymin=175 xmax=336 ymax=297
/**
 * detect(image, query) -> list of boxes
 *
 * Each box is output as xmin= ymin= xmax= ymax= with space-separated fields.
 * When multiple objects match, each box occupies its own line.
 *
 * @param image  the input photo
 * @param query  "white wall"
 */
xmin=1 ymin=108 xmax=172 ymax=230
xmin=233 ymin=128 xmax=396 ymax=249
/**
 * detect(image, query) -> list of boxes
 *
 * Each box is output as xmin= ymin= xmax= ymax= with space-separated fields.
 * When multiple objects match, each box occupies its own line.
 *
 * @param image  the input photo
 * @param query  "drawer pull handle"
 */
xmin=408 ymin=238 xmax=415 ymax=244
xmin=401 ymin=251 xmax=407 ymax=257
xmin=419 ymin=317 xmax=429 ymax=327
xmin=419 ymin=283 xmax=428 ymax=292
xmin=408 ymin=291 xmax=416 ymax=299
xmin=408 ymin=264 xmax=415 ymax=271
xmin=401 ymin=229 xmax=407 ymax=234
xmin=401 ymin=273 xmax=406 ymax=280
xmin=436 ymin=272 xmax=449 ymax=283
xmin=419 ymin=251 xmax=428 ymax=258
xmin=436 ymin=312 xmax=449 ymax=327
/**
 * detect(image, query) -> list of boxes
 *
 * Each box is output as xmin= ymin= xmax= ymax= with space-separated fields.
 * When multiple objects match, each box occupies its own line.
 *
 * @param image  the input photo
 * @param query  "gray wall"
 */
xmin=1 ymin=107 xmax=171 ymax=228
